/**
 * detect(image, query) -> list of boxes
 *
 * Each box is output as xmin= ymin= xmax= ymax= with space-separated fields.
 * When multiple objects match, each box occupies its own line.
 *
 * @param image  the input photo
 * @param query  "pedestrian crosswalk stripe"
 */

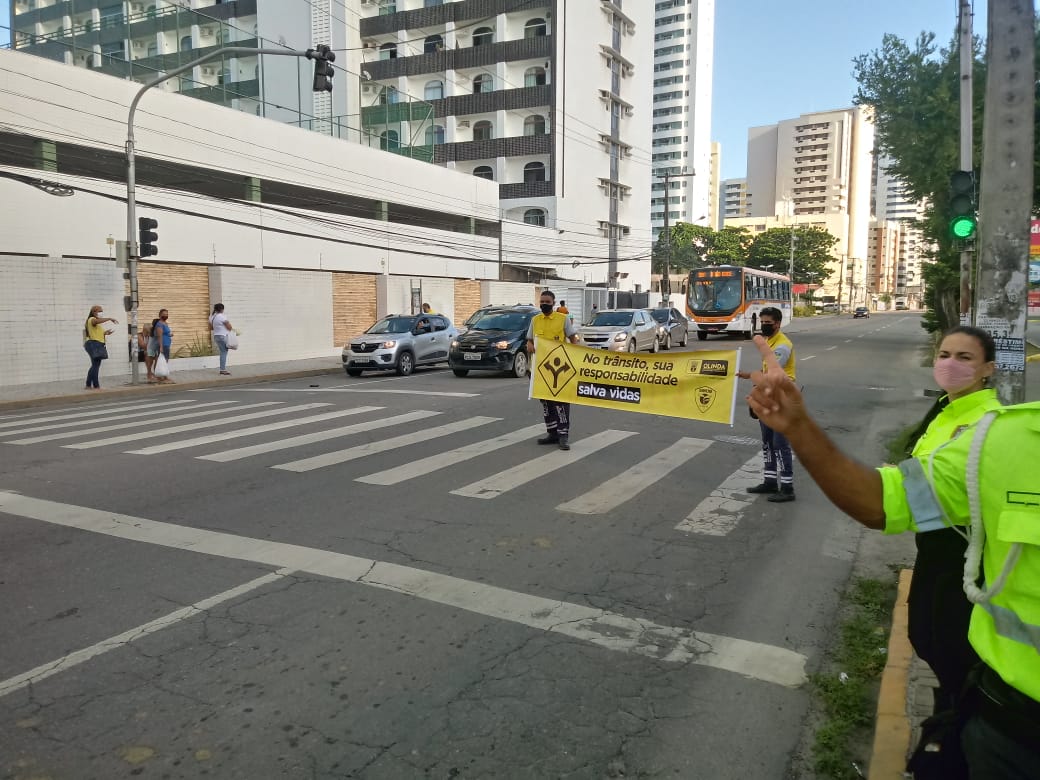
xmin=0 ymin=399 xmax=197 ymax=430
xmin=6 ymin=402 xmax=277 ymax=445
xmin=124 ymin=406 xmax=385 ymax=455
xmin=557 ymin=437 xmax=714 ymax=515
xmin=450 ymin=429 xmax=637 ymax=500
xmin=356 ymin=423 xmax=545 ymax=486
xmin=197 ymin=410 xmax=441 ymax=463
xmin=0 ymin=401 xmax=235 ymax=438
xmin=674 ymin=454 xmax=761 ymax=536
xmin=272 ymin=416 xmax=501 ymax=473
xmin=63 ymin=404 xmax=329 ymax=450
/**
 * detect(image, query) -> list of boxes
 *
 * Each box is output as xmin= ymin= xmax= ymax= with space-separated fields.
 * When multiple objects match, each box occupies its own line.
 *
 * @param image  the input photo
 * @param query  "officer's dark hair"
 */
xmin=760 ymin=306 xmax=782 ymax=323
xmin=942 ymin=326 xmax=996 ymax=362
xmin=212 ymin=303 xmax=224 ymax=314
xmin=540 ymin=289 xmax=556 ymax=301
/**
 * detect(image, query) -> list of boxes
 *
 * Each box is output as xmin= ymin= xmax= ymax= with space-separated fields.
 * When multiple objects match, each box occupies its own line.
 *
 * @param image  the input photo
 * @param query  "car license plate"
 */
xmin=354 ymin=357 xmax=371 ymax=363
xmin=464 ymin=352 xmax=483 ymax=361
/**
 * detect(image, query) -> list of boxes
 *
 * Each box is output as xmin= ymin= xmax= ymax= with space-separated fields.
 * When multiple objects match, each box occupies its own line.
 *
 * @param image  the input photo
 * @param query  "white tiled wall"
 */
xmin=0 ymin=256 xmax=125 ymax=387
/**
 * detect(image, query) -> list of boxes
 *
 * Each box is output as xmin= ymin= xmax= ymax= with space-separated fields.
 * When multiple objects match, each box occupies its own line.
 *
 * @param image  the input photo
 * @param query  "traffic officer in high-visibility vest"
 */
xmin=746 ymin=336 xmax=1040 ymax=779
xmin=526 ymin=289 xmax=579 ymax=450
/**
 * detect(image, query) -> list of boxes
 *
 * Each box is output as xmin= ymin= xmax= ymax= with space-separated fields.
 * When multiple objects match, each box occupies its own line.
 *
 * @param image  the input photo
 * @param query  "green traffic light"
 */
xmin=950 ymin=215 xmax=977 ymax=240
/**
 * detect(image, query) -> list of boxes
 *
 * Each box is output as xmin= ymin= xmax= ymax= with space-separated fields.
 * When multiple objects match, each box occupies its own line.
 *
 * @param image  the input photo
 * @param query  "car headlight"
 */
xmin=612 ymin=332 xmax=627 ymax=342
xmin=382 ymin=340 xmax=397 ymax=349
xmin=493 ymin=340 xmax=510 ymax=350
xmin=451 ymin=340 xmax=459 ymax=348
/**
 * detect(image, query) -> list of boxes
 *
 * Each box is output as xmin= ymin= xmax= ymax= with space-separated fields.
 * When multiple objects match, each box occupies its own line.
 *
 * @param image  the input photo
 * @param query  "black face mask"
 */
xmin=540 ymin=303 xmax=553 ymax=315
xmin=760 ymin=323 xmax=777 ymax=338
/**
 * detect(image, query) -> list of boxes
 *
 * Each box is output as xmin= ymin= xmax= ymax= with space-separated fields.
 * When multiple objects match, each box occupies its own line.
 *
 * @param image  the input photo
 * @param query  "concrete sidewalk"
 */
xmin=0 ymin=356 xmax=344 ymax=412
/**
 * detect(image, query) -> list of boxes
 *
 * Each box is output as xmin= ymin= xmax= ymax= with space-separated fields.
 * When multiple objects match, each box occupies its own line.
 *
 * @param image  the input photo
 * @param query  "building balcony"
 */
xmin=434 ymin=133 xmax=551 ymax=163
xmin=363 ymin=35 xmax=552 ymax=81
xmin=360 ymin=100 xmax=437 ymax=126
xmin=179 ymin=78 xmax=261 ymax=102
xmin=361 ymin=0 xmax=547 ymax=37
xmin=363 ymin=85 xmax=550 ymax=125
xmin=499 ymin=179 xmax=554 ymax=200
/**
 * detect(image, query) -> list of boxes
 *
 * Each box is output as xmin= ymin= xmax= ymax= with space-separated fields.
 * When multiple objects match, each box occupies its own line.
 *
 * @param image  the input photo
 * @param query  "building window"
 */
xmin=379 ymin=42 xmax=397 ymax=60
xmin=473 ymin=120 xmax=493 ymax=141
xmin=425 ymin=125 xmax=445 ymax=145
xmin=101 ymin=42 xmax=125 ymax=60
xmin=524 ymin=18 xmax=547 ymax=38
xmin=524 ymin=67 xmax=546 ymax=87
xmin=524 ymin=115 xmax=546 ymax=136
xmin=99 ymin=4 xmax=123 ymax=28
xmin=425 ymin=0 xmax=443 ymax=5
xmin=472 ymin=27 xmax=494 ymax=46
xmin=524 ymin=208 xmax=547 ymax=226
xmin=424 ymin=34 xmax=443 ymax=54
xmin=472 ymin=73 xmax=493 ymax=93
xmin=146 ymin=41 xmax=158 ymax=57
xmin=379 ymin=86 xmax=400 ymax=105
xmin=473 ymin=166 xmax=494 ymax=180
xmin=524 ymin=162 xmax=546 ymax=183
xmin=180 ymin=35 xmax=192 ymax=52
xmin=424 ymin=80 xmax=443 ymax=100
xmin=380 ymin=130 xmax=400 ymax=151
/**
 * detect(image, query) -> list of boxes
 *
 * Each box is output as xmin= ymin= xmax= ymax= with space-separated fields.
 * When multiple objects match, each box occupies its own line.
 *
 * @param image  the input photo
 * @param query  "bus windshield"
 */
xmin=689 ymin=276 xmax=743 ymax=314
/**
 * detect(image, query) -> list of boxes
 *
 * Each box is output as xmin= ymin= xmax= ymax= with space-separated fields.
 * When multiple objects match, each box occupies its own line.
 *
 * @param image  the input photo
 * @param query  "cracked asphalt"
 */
xmin=1 ymin=314 xmax=929 ymax=779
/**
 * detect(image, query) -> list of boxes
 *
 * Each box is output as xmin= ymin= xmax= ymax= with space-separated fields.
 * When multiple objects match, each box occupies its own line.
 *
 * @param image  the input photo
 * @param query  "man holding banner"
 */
xmin=527 ymin=290 xmax=580 ymax=450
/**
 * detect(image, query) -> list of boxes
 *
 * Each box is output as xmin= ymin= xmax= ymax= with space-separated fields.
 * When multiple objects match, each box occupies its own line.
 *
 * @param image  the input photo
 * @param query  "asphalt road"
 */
xmin=0 ymin=313 xmax=934 ymax=779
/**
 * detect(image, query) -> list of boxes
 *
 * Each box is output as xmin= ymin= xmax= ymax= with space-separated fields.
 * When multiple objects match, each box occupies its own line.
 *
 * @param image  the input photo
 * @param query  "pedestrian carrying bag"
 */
xmin=225 ymin=331 xmax=239 ymax=350
xmin=154 ymin=354 xmax=170 ymax=378
xmin=84 ymin=340 xmax=108 ymax=361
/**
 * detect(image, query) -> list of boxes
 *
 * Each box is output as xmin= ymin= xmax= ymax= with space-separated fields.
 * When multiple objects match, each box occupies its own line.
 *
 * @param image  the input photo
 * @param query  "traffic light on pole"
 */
xmin=138 ymin=216 xmax=158 ymax=257
xmin=948 ymin=170 xmax=977 ymax=241
xmin=308 ymin=45 xmax=335 ymax=93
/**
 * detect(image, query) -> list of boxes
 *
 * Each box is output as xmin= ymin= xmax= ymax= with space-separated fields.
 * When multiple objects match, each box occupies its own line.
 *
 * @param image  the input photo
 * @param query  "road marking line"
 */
xmin=272 ymin=416 xmax=501 ymax=472
xmin=0 ymin=399 xmax=196 ymax=429
xmin=844 ymin=339 xmax=853 ymax=343
xmin=64 ymin=404 xmax=327 ymax=450
xmin=357 ymin=423 xmax=545 ymax=485
xmin=6 ymin=402 xmax=270 ymax=445
xmin=825 ymin=346 xmax=838 ymax=351
xmin=198 ymin=410 xmax=440 ymax=462
xmin=220 ymin=388 xmax=480 ymax=398
xmin=800 ymin=355 xmax=816 ymax=361
xmin=0 ymin=401 xmax=234 ymax=438
xmin=675 ymin=454 xmax=762 ymax=536
xmin=124 ymin=407 xmax=384 ymax=455
xmin=0 ymin=491 xmax=807 ymax=688
xmin=0 ymin=568 xmax=293 ymax=699
xmin=451 ymin=430 xmax=637 ymax=500
xmin=557 ymin=437 xmax=713 ymax=515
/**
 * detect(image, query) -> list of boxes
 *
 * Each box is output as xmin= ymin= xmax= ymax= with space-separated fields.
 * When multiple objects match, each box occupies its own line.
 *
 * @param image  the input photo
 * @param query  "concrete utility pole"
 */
xmin=655 ymin=168 xmax=695 ymax=306
xmin=958 ymin=0 xmax=975 ymax=322
xmin=125 ymin=46 xmax=328 ymax=383
xmin=975 ymin=0 xmax=1035 ymax=403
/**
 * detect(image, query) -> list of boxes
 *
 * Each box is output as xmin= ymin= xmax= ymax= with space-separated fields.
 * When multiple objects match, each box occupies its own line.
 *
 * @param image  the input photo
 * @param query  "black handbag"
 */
xmin=85 ymin=340 xmax=109 ymax=361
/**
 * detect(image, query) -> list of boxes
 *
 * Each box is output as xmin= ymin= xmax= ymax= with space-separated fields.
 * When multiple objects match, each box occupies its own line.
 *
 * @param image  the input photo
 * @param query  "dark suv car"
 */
xmin=853 ymin=306 xmax=870 ymax=319
xmin=449 ymin=306 xmax=538 ymax=378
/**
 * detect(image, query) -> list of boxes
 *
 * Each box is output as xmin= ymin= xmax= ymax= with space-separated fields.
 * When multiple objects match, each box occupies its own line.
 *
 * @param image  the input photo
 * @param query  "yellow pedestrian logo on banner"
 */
xmin=531 ymin=338 xmax=740 ymax=425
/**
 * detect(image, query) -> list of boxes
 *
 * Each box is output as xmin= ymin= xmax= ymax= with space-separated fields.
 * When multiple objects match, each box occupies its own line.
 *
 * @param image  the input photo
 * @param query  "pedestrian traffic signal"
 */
xmin=948 ymin=170 xmax=977 ymax=241
xmin=308 ymin=45 xmax=335 ymax=93
xmin=138 ymin=216 xmax=158 ymax=257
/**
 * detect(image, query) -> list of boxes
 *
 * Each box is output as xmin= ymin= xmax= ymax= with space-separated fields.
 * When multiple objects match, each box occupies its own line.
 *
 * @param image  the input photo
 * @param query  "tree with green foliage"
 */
xmin=746 ymin=226 xmax=839 ymax=284
xmin=852 ymin=27 xmax=1040 ymax=333
xmin=652 ymin=223 xmax=752 ymax=274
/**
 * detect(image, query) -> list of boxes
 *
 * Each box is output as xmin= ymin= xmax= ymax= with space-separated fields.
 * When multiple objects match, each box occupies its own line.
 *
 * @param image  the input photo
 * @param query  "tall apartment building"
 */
xmin=8 ymin=0 xmax=349 ymax=128
xmin=707 ymin=140 xmax=721 ymax=229
xmin=874 ymin=156 xmax=930 ymax=306
xmin=721 ymin=177 xmax=750 ymax=220
xmin=867 ymin=221 xmax=901 ymax=302
xmin=726 ymin=107 xmax=875 ymax=303
xmin=356 ymin=0 xmax=652 ymax=286
xmin=650 ymin=0 xmax=714 ymax=239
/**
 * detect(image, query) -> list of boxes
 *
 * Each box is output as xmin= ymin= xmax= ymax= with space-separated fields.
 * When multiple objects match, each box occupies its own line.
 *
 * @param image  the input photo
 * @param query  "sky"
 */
xmin=712 ymin=0 xmax=984 ymax=180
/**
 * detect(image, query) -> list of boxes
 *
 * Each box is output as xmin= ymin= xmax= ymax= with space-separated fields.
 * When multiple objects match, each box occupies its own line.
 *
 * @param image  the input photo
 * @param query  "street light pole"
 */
xmin=125 ymin=46 xmax=323 ymax=384
xmin=655 ymin=167 xmax=695 ymax=306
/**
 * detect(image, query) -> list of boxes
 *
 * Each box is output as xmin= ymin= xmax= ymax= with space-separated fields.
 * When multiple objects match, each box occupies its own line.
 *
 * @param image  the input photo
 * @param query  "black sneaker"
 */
xmin=557 ymin=435 xmax=570 ymax=451
xmin=768 ymin=489 xmax=796 ymax=503
xmin=747 ymin=482 xmax=779 ymax=494
xmin=537 ymin=433 xmax=559 ymax=445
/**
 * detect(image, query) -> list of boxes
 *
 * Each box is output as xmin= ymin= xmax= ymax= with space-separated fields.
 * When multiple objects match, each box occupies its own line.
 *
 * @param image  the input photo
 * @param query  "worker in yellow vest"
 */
xmin=746 ymin=336 xmax=1040 ymax=778
xmin=526 ymin=289 xmax=579 ymax=450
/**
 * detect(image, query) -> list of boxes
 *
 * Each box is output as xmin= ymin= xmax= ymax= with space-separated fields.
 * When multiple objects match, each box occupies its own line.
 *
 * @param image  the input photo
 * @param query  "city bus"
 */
xmin=686 ymin=265 xmax=793 ymax=341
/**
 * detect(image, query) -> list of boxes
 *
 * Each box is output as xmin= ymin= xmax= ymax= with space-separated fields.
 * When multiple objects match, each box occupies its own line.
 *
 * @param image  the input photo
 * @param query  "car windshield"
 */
xmin=465 ymin=309 xmax=495 ymax=327
xmin=650 ymin=309 xmax=670 ymax=323
xmin=365 ymin=317 xmax=417 ymax=335
xmin=471 ymin=312 xmax=530 ymax=331
xmin=589 ymin=312 xmax=633 ymax=327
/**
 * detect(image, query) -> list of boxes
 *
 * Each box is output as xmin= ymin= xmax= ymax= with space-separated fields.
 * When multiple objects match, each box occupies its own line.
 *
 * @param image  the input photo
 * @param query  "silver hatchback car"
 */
xmin=343 ymin=313 xmax=457 ymax=376
xmin=579 ymin=309 xmax=660 ymax=353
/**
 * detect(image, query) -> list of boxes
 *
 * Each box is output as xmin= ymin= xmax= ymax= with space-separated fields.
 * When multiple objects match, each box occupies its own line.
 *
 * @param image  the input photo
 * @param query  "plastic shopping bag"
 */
xmin=155 ymin=354 xmax=170 ymax=378
xmin=225 ymin=331 xmax=239 ymax=350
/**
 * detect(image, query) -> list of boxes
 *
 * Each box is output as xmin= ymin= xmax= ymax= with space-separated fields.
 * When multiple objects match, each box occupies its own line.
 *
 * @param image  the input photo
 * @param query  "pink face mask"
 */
xmin=933 ymin=357 xmax=978 ymax=394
